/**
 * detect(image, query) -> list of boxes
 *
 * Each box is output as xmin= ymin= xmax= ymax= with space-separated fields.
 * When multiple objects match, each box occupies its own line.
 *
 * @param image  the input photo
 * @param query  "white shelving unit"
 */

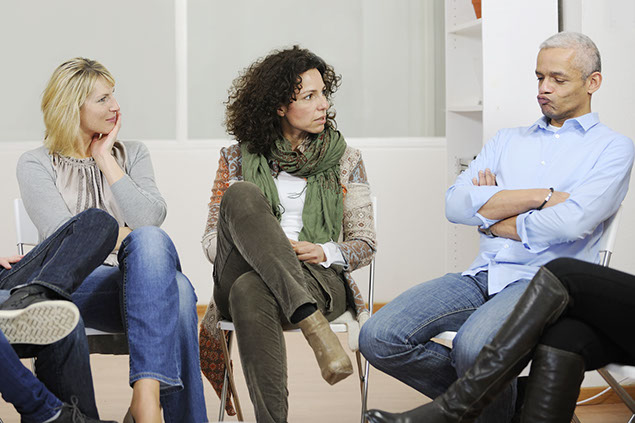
xmin=445 ymin=0 xmax=558 ymax=272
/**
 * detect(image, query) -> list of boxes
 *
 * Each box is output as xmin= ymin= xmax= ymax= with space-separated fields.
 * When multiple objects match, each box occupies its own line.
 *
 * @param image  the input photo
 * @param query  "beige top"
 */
xmin=52 ymin=142 xmax=127 ymax=227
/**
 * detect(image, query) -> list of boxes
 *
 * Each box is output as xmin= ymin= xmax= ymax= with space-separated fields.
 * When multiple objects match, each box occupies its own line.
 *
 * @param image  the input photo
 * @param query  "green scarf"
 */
xmin=241 ymin=128 xmax=346 ymax=244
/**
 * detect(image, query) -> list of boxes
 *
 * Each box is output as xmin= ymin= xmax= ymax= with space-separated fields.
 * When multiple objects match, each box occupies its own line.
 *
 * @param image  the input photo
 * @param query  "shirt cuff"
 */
xmin=469 ymin=186 xmax=504 ymax=219
xmin=516 ymin=210 xmax=549 ymax=253
xmin=475 ymin=212 xmax=499 ymax=229
xmin=318 ymin=242 xmax=346 ymax=268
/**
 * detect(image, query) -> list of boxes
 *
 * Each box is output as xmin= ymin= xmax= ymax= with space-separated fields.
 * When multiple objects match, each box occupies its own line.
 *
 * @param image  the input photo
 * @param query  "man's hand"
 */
xmin=0 ymin=255 xmax=23 ymax=270
xmin=487 ymin=217 xmax=521 ymax=241
xmin=289 ymin=240 xmax=326 ymax=264
xmin=472 ymin=169 xmax=497 ymax=186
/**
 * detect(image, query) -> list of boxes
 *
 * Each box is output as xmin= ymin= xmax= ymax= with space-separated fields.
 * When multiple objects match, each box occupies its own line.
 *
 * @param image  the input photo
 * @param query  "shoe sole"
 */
xmin=324 ymin=365 xmax=354 ymax=385
xmin=0 ymin=300 xmax=80 ymax=345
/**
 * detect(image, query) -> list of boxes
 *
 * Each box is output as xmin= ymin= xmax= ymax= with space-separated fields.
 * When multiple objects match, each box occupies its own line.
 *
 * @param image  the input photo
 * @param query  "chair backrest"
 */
xmin=14 ymin=198 xmax=39 ymax=255
xmin=597 ymin=205 xmax=623 ymax=267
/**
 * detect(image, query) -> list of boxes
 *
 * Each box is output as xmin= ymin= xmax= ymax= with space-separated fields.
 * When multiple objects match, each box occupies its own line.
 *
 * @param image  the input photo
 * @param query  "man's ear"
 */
xmin=587 ymin=71 xmax=602 ymax=95
xmin=277 ymin=106 xmax=286 ymax=117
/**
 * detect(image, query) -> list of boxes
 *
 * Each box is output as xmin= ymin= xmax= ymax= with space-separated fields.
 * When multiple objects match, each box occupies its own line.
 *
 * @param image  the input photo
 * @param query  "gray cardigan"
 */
xmin=17 ymin=141 xmax=166 ymax=240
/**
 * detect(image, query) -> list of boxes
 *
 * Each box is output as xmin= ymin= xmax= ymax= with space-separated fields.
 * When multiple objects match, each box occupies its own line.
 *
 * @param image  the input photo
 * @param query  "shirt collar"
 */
xmin=526 ymin=112 xmax=599 ymax=135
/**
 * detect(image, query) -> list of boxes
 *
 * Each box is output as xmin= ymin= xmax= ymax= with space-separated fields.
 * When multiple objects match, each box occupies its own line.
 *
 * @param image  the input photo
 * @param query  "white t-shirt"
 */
xmin=274 ymin=171 xmax=345 ymax=268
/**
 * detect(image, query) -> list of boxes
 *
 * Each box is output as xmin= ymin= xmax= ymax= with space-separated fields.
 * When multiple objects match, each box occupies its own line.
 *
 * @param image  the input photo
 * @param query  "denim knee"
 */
xmin=125 ymin=226 xmax=172 ymax=247
xmin=121 ymin=226 xmax=176 ymax=260
xmin=359 ymin=318 xmax=376 ymax=359
xmin=359 ymin=315 xmax=396 ymax=367
xmin=451 ymin=330 xmax=488 ymax=375
xmin=77 ymin=208 xmax=118 ymax=229
xmin=176 ymin=272 xmax=197 ymax=317
xmin=119 ymin=226 xmax=180 ymax=297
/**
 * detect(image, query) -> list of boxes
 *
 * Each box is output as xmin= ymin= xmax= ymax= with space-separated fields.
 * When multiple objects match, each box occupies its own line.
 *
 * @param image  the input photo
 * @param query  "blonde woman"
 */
xmin=17 ymin=58 xmax=206 ymax=423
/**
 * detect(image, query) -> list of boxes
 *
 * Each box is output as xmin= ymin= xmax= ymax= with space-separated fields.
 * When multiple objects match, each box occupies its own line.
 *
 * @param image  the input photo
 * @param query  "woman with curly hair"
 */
xmin=199 ymin=46 xmax=376 ymax=422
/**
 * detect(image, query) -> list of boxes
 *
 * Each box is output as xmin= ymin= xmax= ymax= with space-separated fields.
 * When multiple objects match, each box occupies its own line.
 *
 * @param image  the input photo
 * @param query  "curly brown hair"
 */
xmin=224 ymin=46 xmax=341 ymax=155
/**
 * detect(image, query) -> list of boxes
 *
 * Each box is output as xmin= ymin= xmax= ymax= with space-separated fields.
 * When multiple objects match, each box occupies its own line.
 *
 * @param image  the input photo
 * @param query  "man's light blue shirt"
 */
xmin=446 ymin=113 xmax=634 ymax=295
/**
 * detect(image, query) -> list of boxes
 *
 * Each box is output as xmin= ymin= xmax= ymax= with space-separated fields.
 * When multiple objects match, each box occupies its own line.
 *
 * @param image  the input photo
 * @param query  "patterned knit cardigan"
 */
xmin=199 ymin=142 xmax=376 ymax=414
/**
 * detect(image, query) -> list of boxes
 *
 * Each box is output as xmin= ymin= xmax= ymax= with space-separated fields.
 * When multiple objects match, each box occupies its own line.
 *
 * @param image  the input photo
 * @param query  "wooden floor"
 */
xmin=1 ymin=332 xmax=632 ymax=422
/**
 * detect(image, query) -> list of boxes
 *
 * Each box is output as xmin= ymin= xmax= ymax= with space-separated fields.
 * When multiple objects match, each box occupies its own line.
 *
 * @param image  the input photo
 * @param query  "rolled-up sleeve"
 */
xmin=516 ymin=135 xmax=634 ymax=253
xmin=446 ymin=132 xmax=504 ymax=227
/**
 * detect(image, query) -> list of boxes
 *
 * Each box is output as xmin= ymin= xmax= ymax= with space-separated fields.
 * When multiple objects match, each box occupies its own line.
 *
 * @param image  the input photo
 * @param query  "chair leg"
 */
xmin=356 ymin=351 xmax=370 ymax=423
xmin=219 ymin=330 xmax=244 ymax=422
xmin=218 ymin=366 xmax=229 ymax=422
xmin=356 ymin=351 xmax=364 ymax=397
xmin=597 ymin=368 xmax=635 ymax=413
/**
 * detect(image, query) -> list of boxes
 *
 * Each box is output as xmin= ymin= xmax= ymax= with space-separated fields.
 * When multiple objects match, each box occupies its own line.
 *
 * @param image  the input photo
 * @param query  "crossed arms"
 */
xmin=472 ymin=169 xmax=569 ymax=240
xmin=445 ymin=129 xmax=634 ymax=253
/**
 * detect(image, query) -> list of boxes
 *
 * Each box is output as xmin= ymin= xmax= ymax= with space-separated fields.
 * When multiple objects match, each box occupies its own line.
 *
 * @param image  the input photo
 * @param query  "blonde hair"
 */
xmin=41 ymin=58 xmax=115 ymax=155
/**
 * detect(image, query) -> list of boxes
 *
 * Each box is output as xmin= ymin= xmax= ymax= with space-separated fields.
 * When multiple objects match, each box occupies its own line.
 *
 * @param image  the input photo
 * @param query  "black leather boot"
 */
xmin=366 ymin=266 xmax=570 ymax=423
xmin=366 ymin=403 xmax=450 ymax=423
xmin=519 ymin=345 xmax=585 ymax=423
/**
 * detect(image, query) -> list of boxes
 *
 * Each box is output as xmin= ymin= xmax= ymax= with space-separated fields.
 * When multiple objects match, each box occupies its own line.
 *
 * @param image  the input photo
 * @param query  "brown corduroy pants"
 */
xmin=213 ymin=182 xmax=347 ymax=423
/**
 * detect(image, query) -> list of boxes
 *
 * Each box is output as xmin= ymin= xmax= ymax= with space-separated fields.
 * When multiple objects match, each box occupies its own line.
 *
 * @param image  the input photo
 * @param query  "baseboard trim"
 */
xmin=578 ymin=385 xmax=635 ymax=405
xmin=371 ymin=302 xmax=387 ymax=312
xmin=197 ymin=304 xmax=207 ymax=318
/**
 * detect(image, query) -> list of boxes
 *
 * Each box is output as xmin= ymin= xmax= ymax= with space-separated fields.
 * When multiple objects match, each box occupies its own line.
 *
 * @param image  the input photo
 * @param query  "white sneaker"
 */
xmin=0 ymin=300 xmax=80 ymax=344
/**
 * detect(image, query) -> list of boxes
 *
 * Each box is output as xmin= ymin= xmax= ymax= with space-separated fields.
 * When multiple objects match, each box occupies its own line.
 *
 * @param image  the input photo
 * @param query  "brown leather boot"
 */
xmin=297 ymin=310 xmax=353 ymax=385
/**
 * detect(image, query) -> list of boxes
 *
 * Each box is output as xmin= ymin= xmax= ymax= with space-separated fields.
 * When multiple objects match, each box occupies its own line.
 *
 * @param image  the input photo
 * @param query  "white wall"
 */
xmin=0 ymin=0 xmax=177 ymax=142
xmin=189 ymin=0 xmax=445 ymax=139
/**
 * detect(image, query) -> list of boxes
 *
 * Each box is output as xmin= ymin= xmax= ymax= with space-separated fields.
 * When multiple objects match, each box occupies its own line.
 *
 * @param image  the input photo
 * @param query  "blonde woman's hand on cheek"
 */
xmin=90 ymin=111 xmax=122 ymax=162
xmin=91 ymin=112 xmax=125 ymax=185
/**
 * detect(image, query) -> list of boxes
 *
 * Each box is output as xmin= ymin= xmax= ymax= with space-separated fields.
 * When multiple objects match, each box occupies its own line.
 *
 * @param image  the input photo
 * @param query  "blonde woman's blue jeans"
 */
xmin=72 ymin=226 xmax=206 ymax=423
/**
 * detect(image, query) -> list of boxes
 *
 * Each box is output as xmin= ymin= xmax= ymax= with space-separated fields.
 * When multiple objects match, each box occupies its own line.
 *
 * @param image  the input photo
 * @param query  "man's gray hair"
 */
xmin=540 ymin=32 xmax=601 ymax=79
